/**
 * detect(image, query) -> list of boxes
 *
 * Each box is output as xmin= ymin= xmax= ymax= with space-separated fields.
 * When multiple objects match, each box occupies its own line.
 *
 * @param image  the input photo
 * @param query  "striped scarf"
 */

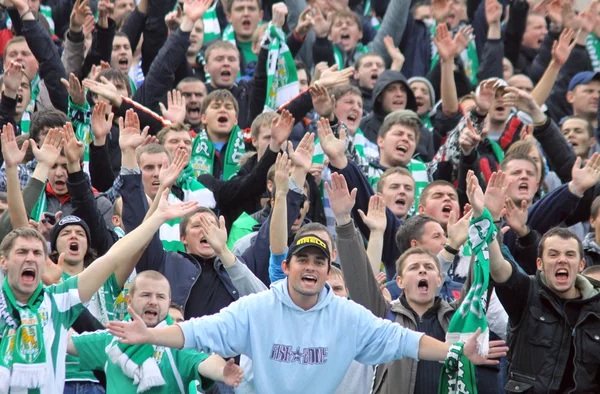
xmin=190 ymin=126 xmax=246 ymax=180
xmin=333 ymin=42 xmax=369 ymax=69
xmin=587 ymin=33 xmax=600 ymax=72
xmin=429 ymin=21 xmax=479 ymax=85
xmin=264 ymin=23 xmax=299 ymax=112
xmin=203 ymin=1 xmax=222 ymax=44
xmin=21 ymin=74 xmax=41 ymax=134
xmin=30 ymin=185 xmax=48 ymax=222
xmin=160 ymin=164 xmax=216 ymax=252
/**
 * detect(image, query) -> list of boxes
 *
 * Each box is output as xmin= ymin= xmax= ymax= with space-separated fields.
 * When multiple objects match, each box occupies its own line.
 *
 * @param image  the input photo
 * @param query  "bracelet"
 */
xmin=444 ymin=244 xmax=460 ymax=256
xmin=445 ymin=343 xmax=464 ymax=371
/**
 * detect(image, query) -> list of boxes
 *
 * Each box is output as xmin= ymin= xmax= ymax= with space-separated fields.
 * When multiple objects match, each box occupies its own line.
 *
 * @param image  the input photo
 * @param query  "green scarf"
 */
xmin=202 ymin=1 xmax=222 ymax=44
xmin=333 ymin=42 xmax=369 ymax=69
xmin=587 ymin=33 xmax=600 ymax=71
xmin=439 ymin=208 xmax=496 ymax=394
xmin=488 ymin=138 xmax=505 ymax=164
xmin=264 ymin=23 xmax=299 ymax=112
xmin=106 ymin=314 xmax=174 ymax=393
xmin=222 ymin=24 xmax=245 ymax=80
xmin=160 ymin=164 xmax=216 ymax=252
xmin=0 ymin=279 xmax=47 ymax=393
xmin=190 ymin=126 xmax=245 ymax=180
xmin=30 ymin=184 xmax=48 ymax=222
xmin=421 ymin=112 xmax=433 ymax=130
xmin=20 ymin=74 xmax=41 ymax=134
xmin=429 ymin=22 xmax=479 ymax=85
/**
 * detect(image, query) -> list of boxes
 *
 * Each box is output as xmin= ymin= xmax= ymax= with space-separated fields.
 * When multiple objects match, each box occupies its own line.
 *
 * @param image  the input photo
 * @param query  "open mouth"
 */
xmin=54 ymin=180 xmax=66 ymax=189
xmin=417 ymin=279 xmax=429 ymax=293
xmin=16 ymin=94 xmax=23 ymax=104
xmin=242 ymin=20 xmax=251 ymax=29
xmin=143 ymin=310 xmax=158 ymax=318
xmin=555 ymin=268 xmax=568 ymax=283
xmin=518 ymin=182 xmax=529 ymax=192
xmin=346 ymin=113 xmax=358 ymax=123
xmin=21 ymin=268 xmax=36 ymax=284
xmin=118 ymin=58 xmax=129 ymax=68
xmin=395 ymin=198 xmax=406 ymax=208
xmin=152 ymin=180 xmax=160 ymax=187
xmin=187 ymin=105 xmax=201 ymax=117
xmin=392 ymin=100 xmax=405 ymax=108
xmin=396 ymin=145 xmax=408 ymax=154
xmin=302 ymin=274 xmax=318 ymax=285
xmin=69 ymin=242 xmax=79 ymax=252
xmin=217 ymin=115 xmax=229 ymax=126
xmin=200 ymin=237 xmax=209 ymax=244
xmin=371 ymin=72 xmax=378 ymax=82
xmin=441 ymin=205 xmax=453 ymax=214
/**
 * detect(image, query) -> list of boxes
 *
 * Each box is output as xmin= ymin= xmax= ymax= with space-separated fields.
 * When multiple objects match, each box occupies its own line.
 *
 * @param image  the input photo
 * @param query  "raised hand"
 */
xmin=504 ymin=198 xmax=529 ymax=237
xmin=69 ymin=0 xmax=91 ymax=32
xmin=119 ymin=109 xmax=149 ymax=152
xmin=108 ymin=306 xmax=151 ymax=345
xmin=325 ymin=172 xmax=357 ymax=223
xmin=318 ymin=65 xmax=354 ymax=88
xmin=466 ymin=170 xmax=485 ymax=217
xmin=501 ymin=87 xmax=544 ymax=121
xmin=223 ymin=358 xmax=244 ymax=388
xmin=485 ymin=0 xmax=502 ymax=25
xmin=97 ymin=0 xmax=113 ymax=29
xmin=317 ymin=117 xmax=347 ymax=168
xmin=459 ymin=118 xmax=481 ymax=156
xmin=90 ymin=102 xmax=114 ymax=146
xmin=2 ymin=61 xmax=24 ymax=96
xmin=474 ymin=78 xmax=500 ymax=114
xmin=446 ymin=206 xmax=473 ymax=250
xmin=309 ymin=162 xmax=324 ymax=185
xmin=569 ymin=153 xmax=600 ymax=196
xmin=63 ymin=122 xmax=85 ymax=165
xmin=42 ymin=253 xmax=65 ymax=286
xmin=551 ymin=27 xmax=576 ymax=66
xmin=159 ymin=90 xmax=186 ymax=124
xmin=135 ymin=135 xmax=160 ymax=158
xmin=384 ymin=36 xmax=405 ymax=71
xmin=89 ymin=62 xmax=111 ymax=82
xmin=183 ymin=0 xmax=214 ymax=22
xmin=310 ymin=84 xmax=334 ymax=118
xmin=83 ymin=76 xmax=121 ymax=106
xmin=376 ymin=272 xmax=392 ymax=303
xmin=432 ymin=0 xmax=451 ymax=23
xmin=483 ymin=171 xmax=509 ymax=220
xmin=463 ymin=328 xmax=509 ymax=365
xmin=454 ymin=25 xmax=475 ymax=55
xmin=165 ymin=6 xmax=183 ymax=32
xmin=31 ymin=127 xmax=65 ymax=168
xmin=270 ymin=110 xmax=295 ymax=152
xmin=61 ymin=73 xmax=86 ymax=107
xmin=1 ymin=123 xmax=29 ymax=167
xmin=289 ymin=133 xmax=315 ymax=174
xmin=155 ymin=188 xmax=200 ymax=222
xmin=358 ymin=194 xmax=387 ymax=234
xmin=272 ymin=2 xmax=288 ymax=28
xmin=312 ymin=62 xmax=330 ymax=83
xmin=159 ymin=149 xmax=189 ymax=189
xmin=274 ymin=152 xmax=291 ymax=197
xmin=312 ymin=5 xmax=332 ymax=38
xmin=83 ymin=14 xmax=96 ymax=37
xmin=198 ymin=214 xmax=228 ymax=255
xmin=295 ymin=7 xmax=314 ymax=39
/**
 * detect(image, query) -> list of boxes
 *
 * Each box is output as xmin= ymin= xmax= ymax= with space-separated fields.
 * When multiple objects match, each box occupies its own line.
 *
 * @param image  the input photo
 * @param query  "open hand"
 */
xmin=159 ymin=90 xmax=186 ymax=124
xmin=358 ymin=194 xmax=387 ymax=233
xmin=504 ymin=198 xmax=529 ymax=237
xmin=310 ymin=84 xmax=334 ymax=118
xmin=484 ymin=171 xmax=509 ymax=220
xmin=325 ymin=172 xmax=357 ymax=222
xmin=569 ymin=153 xmax=600 ymax=196
xmin=108 ymin=306 xmax=151 ymax=345
xmin=198 ymin=214 xmax=228 ymax=255
xmin=90 ymin=102 xmax=114 ymax=146
xmin=463 ymin=328 xmax=509 ymax=365
xmin=273 ymin=152 xmax=291 ymax=196
xmin=61 ymin=73 xmax=86 ymax=107
xmin=551 ymin=27 xmax=576 ymax=66
xmin=289 ymin=132 xmax=314 ymax=174
xmin=2 ymin=61 xmax=24 ymax=95
xmin=63 ymin=122 xmax=85 ymax=165
xmin=42 ymin=253 xmax=64 ymax=285
xmin=1 ymin=123 xmax=29 ymax=167
xmin=223 ymin=358 xmax=243 ymax=387
xmin=270 ymin=110 xmax=295 ymax=152
xmin=31 ymin=128 xmax=65 ymax=168
xmin=459 ymin=118 xmax=481 ymax=155
xmin=159 ymin=149 xmax=188 ymax=189
xmin=295 ymin=7 xmax=314 ymax=39
xmin=119 ymin=109 xmax=149 ymax=152
xmin=317 ymin=117 xmax=346 ymax=168
xmin=466 ymin=170 xmax=485 ymax=217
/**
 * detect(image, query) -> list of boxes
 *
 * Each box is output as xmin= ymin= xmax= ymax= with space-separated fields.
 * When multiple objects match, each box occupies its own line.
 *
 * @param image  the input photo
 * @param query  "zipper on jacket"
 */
xmin=567 ymin=311 xmax=600 ymax=394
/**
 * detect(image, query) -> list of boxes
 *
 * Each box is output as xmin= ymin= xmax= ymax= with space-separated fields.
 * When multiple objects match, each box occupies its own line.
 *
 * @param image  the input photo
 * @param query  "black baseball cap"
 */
xmin=286 ymin=234 xmax=331 ymax=262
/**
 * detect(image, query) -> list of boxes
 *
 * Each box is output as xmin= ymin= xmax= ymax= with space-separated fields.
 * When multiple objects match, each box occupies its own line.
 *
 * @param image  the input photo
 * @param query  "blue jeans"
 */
xmin=64 ymin=382 xmax=106 ymax=394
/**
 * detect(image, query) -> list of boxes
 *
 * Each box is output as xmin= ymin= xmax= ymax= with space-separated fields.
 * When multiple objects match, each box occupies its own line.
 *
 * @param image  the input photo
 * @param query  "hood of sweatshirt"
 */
xmin=373 ymin=70 xmax=417 ymax=116
xmin=271 ymin=277 xmax=335 ymax=313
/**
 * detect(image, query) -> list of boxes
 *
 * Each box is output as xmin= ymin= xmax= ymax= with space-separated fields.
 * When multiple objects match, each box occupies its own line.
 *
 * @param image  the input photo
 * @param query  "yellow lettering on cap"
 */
xmin=296 ymin=236 xmax=327 ymax=249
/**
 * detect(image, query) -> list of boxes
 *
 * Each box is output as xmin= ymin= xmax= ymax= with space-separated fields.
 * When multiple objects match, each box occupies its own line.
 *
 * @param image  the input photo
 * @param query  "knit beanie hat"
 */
xmin=50 ymin=215 xmax=91 ymax=253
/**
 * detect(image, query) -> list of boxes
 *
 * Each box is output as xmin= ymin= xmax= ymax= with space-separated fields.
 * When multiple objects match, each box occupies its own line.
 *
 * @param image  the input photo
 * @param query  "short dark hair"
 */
xmin=538 ymin=227 xmax=584 ymax=261
xmin=354 ymin=52 xmax=384 ymax=71
xmin=505 ymin=141 xmax=545 ymax=184
xmin=378 ymin=111 xmax=421 ymax=140
xmin=129 ymin=270 xmax=171 ymax=298
xmin=97 ymin=67 xmax=132 ymax=97
xmin=0 ymin=228 xmax=48 ymax=258
xmin=156 ymin=123 xmax=191 ymax=145
xmin=295 ymin=60 xmax=311 ymax=86
xmin=499 ymin=152 xmax=539 ymax=176
xmin=29 ymin=110 xmax=68 ymax=143
xmin=169 ymin=302 xmax=184 ymax=314
xmin=419 ymin=180 xmax=456 ymax=207
xmin=226 ymin=0 xmax=262 ymax=13
xmin=395 ymin=246 xmax=440 ymax=276
xmin=330 ymin=85 xmax=362 ymax=102
xmin=136 ymin=143 xmax=171 ymax=164
xmin=561 ymin=115 xmax=594 ymax=138
xmin=330 ymin=9 xmax=363 ymax=33
xmin=177 ymin=76 xmax=204 ymax=89
xmin=200 ymin=89 xmax=239 ymax=115
xmin=395 ymin=215 xmax=439 ymax=255
xmin=179 ymin=207 xmax=218 ymax=238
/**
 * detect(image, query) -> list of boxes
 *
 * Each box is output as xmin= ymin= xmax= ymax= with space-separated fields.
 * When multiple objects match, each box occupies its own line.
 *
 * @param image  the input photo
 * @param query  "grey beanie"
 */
xmin=408 ymin=77 xmax=436 ymax=107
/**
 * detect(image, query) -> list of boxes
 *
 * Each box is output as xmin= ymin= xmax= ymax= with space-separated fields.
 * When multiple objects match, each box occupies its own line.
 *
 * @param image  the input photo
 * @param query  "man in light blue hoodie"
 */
xmin=108 ymin=235 xmax=508 ymax=394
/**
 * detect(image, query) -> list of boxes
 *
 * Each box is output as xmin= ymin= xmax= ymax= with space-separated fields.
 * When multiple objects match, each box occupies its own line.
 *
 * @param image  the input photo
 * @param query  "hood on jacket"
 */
xmin=373 ymin=70 xmax=417 ymax=116
xmin=538 ymin=270 xmax=600 ymax=300
xmin=271 ymin=277 xmax=334 ymax=312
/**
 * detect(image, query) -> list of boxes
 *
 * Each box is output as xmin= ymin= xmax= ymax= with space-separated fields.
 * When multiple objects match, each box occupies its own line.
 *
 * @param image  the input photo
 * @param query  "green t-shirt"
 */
xmin=0 ymin=277 xmax=85 ymax=393
xmin=63 ymin=272 xmax=122 ymax=383
xmin=72 ymin=330 xmax=214 ymax=394
xmin=238 ymin=40 xmax=257 ymax=65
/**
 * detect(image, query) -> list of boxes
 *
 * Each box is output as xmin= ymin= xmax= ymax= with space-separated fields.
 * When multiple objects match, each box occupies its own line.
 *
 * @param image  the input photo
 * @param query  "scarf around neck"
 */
xmin=190 ymin=126 xmax=245 ymax=180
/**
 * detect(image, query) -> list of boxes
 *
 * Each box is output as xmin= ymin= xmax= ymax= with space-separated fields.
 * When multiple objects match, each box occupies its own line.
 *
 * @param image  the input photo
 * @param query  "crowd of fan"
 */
xmin=0 ymin=0 xmax=598 ymax=392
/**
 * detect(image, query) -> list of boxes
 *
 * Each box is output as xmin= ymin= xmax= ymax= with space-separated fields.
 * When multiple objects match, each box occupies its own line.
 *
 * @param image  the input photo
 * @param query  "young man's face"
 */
xmin=206 ymin=48 xmax=240 ymax=89
xmin=334 ymin=92 xmax=363 ymax=135
xmin=355 ymin=55 xmax=384 ymax=90
xmin=188 ymin=19 xmax=205 ymax=56
xmin=562 ymin=118 xmax=595 ymax=159
xmin=162 ymin=130 xmax=193 ymax=160
xmin=297 ymin=69 xmax=309 ymax=91
xmin=113 ymin=0 xmax=136 ymax=22
xmin=55 ymin=225 xmax=88 ymax=266
xmin=418 ymin=185 xmax=460 ymax=228
xmin=1 ymin=237 xmax=46 ymax=302
xmin=488 ymin=93 xmax=510 ymax=124
xmin=48 ymin=156 xmax=69 ymax=196
xmin=181 ymin=212 xmax=219 ymax=258
xmin=380 ymin=82 xmax=407 ymax=114
xmin=111 ymin=36 xmax=133 ymax=74
xmin=416 ymin=221 xmax=447 ymax=255
xmin=504 ymin=159 xmax=539 ymax=205
xmin=4 ymin=41 xmax=39 ymax=81
xmin=177 ymin=81 xmax=207 ymax=127
xmin=252 ymin=124 xmax=272 ymax=159
xmin=377 ymin=124 xmax=417 ymax=167
xmin=537 ymin=235 xmax=585 ymax=299
xmin=139 ymin=152 xmax=169 ymax=200
xmin=226 ymin=0 xmax=263 ymax=42
xmin=327 ymin=274 xmax=348 ymax=298
xmin=380 ymin=173 xmax=415 ymax=219
xmin=128 ymin=277 xmax=171 ymax=328
xmin=410 ymin=81 xmax=432 ymax=116
xmin=169 ymin=306 xmax=185 ymax=323
xmin=282 ymin=249 xmax=330 ymax=299
xmin=397 ymin=253 xmax=442 ymax=307
xmin=522 ymin=14 xmax=548 ymax=50
xmin=3 ymin=74 xmax=32 ymax=117
xmin=567 ymin=81 xmax=600 ymax=118
xmin=329 ymin=16 xmax=362 ymax=52
xmin=201 ymin=99 xmax=238 ymax=139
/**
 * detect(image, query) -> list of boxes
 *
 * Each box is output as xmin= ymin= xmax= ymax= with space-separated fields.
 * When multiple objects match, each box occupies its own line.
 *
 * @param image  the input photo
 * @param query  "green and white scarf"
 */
xmin=190 ymin=126 xmax=246 ymax=180
xmin=203 ymin=1 xmax=222 ymax=44
xmin=363 ymin=0 xmax=380 ymax=30
xmin=160 ymin=164 xmax=216 ymax=252
xmin=67 ymin=96 xmax=93 ymax=174
xmin=440 ymin=208 xmax=496 ymax=394
xmin=0 ymin=279 xmax=47 ymax=393
xmin=106 ymin=315 xmax=174 ymax=393
xmin=429 ymin=21 xmax=479 ymax=85
xmin=264 ymin=23 xmax=299 ymax=112
xmin=30 ymin=185 xmax=48 ymax=222
xmin=222 ymin=24 xmax=243 ymax=80
xmin=6 ymin=4 xmax=55 ymax=35
xmin=333 ymin=42 xmax=369 ymax=69
xmin=587 ymin=33 xmax=600 ymax=71
xmin=20 ymin=74 xmax=41 ymax=134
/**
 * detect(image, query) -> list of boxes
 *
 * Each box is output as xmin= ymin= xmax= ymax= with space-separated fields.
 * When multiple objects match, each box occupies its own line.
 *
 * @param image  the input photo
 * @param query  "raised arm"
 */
xmin=2 ymin=123 xmax=30 ymax=229
xmin=77 ymin=188 xmax=199 ymax=303
xmin=357 ymin=194 xmax=387 ymax=276
xmin=269 ymin=152 xmax=291 ymax=282
xmin=432 ymin=24 xmax=460 ymax=116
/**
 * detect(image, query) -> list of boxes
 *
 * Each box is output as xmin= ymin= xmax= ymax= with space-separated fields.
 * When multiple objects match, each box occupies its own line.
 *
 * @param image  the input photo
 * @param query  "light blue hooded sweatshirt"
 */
xmin=179 ymin=278 xmax=424 ymax=393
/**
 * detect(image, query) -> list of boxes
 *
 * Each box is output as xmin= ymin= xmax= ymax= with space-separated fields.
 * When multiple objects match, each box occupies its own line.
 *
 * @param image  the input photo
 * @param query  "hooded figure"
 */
xmin=360 ymin=71 xmax=434 ymax=161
